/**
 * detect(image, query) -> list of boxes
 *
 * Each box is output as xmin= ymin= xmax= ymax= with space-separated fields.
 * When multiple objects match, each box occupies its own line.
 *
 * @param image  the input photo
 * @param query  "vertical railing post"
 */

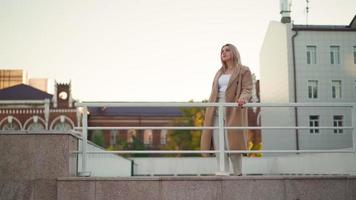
xmin=79 ymin=106 xmax=91 ymax=177
xmin=352 ymin=104 xmax=356 ymax=175
xmin=216 ymin=103 xmax=228 ymax=175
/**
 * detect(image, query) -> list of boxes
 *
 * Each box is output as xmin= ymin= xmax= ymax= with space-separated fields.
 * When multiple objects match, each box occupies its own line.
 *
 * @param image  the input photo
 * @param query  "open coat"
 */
xmin=200 ymin=65 xmax=253 ymax=154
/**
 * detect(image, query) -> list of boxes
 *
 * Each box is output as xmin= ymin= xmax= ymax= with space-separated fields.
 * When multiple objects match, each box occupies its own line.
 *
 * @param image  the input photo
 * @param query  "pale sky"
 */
xmin=1 ymin=0 xmax=355 ymax=101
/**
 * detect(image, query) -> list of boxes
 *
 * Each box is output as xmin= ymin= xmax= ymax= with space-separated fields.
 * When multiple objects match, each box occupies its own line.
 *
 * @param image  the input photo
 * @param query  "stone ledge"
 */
xmin=57 ymin=175 xmax=356 ymax=181
xmin=57 ymin=176 xmax=356 ymax=200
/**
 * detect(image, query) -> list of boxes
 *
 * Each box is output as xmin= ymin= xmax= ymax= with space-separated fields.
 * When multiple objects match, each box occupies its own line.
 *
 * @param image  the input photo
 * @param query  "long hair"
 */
xmin=220 ymin=43 xmax=242 ymax=71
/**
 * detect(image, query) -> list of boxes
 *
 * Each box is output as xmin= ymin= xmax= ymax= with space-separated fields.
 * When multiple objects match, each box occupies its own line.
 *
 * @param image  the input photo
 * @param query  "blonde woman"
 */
xmin=201 ymin=43 xmax=253 ymax=175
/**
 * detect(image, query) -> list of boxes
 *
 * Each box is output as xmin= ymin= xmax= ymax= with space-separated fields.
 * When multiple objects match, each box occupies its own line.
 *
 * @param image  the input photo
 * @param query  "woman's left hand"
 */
xmin=237 ymin=99 xmax=246 ymax=108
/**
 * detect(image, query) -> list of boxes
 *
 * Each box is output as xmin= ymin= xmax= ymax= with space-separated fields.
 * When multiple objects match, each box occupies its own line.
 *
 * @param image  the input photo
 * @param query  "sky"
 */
xmin=1 ymin=0 xmax=355 ymax=102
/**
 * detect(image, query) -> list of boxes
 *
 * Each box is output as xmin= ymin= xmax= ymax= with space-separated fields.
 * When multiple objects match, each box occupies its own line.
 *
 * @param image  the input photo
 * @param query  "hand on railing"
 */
xmin=236 ymin=99 xmax=246 ymax=108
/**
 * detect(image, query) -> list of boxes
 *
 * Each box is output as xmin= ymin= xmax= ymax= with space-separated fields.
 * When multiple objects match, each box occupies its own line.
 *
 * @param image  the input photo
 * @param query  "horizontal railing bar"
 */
xmin=74 ymin=126 xmax=354 ymax=130
xmin=75 ymin=126 xmax=215 ymax=130
xmin=227 ymin=150 xmax=354 ymax=153
xmin=71 ymin=149 xmax=353 ymax=154
xmin=72 ymin=150 xmax=218 ymax=154
xmin=0 ymin=100 xmax=50 ymax=105
xmin=225 ymin=126 xmax=354 ymax=130
xmin=75 ymin=102 xmax=355 ymax=107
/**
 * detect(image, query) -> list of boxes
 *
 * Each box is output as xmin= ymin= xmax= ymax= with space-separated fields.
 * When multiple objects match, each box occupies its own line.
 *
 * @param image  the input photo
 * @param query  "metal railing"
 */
xmin=74 ymin=102 xmax=356 ymax=176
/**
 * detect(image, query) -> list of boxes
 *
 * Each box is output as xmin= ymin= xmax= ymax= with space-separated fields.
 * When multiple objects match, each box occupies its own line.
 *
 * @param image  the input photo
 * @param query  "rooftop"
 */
xmin=0 ymin=83 xmax=53 ymax=100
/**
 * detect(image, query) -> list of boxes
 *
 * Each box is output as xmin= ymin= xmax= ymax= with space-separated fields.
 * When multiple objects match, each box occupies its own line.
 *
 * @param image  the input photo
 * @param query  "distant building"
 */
xmin=0 ymin=69 xmax=48 ymax=92
xmin=260 ymin=2 xmax=356 ymax=151
xmin=88 ymin=107 xmax=182 ymax=149
xmin=0 ymin=82 xmax=78 ymax=132
xmin=0 ymin=69 xmax=27 ymax=89
xmin=28 ymin=78 xmax=48 ymax=92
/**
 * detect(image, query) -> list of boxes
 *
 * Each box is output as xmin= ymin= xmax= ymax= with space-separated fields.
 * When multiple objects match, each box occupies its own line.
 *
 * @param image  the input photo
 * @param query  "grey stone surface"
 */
xmin=285 ymin=178 xmax=347 ymax=200
xmin=56 ymin=176 xmax=356 ymax=200
xmin=96 ymin=180 xmax=160 ymax=200
xmin=34 ymin=135 xmax=70 ymax=179
xmin=0 ymin=134 xmax=79 ymax=200
xmin=0 ymin=180 xmax=34 ymax=200
xmin=34 ymin=179 xmax=57 ymax=200
xmin=0 ymin=135 xmax=36 ymax=180
xmin=0 ymin=134 xmax=78 ymax=181
xmin=222 ymin=179 xmax=285 ymax=200
xmin=2 ymin=134 xmax=356 ymax=200
xmin=161 ymin=180 xmax=222 ymax=200
xmin=57 ymin=180 xmax=95 ymax=200
xmin=69 ymin=136 xmax=78 ymax=176
xmin=347 ymin=178 xmax=356 ymax=200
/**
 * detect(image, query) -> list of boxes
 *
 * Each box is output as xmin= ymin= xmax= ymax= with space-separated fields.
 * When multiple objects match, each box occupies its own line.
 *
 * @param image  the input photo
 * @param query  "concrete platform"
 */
xmin=57 ymin=175 xmax=356 ymax=200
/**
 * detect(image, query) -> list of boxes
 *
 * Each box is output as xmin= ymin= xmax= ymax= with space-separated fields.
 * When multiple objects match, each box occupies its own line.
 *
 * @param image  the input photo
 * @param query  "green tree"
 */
xmin=107 ymin=135 xmax=148 ymax=157
xmin=91 ymin=130 xmax=104 ymax=147
xmin=164 ymin=100 xmax=206 ymax=157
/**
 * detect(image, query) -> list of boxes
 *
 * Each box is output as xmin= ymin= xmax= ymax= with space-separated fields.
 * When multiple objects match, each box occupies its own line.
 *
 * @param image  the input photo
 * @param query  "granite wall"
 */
xmin=57 ymin=176 xmax=356 ymax=200
xmin=0 ymin=133 xmax=78 ymax=200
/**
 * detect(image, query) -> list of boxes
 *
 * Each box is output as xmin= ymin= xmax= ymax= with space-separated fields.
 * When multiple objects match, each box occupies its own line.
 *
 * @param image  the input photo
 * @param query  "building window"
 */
xmin=54 ymin=122 xmax=71 ymax=131
xmin=2 ymin=123 xmax=20 ymax=130
xmin=28 ymin=122 xmax=45 ymax=131
xmin=330 ymin=46 xmax=340 ymax=64
xmin=353 ymin=46 xmax=356 ymax=64
xmin=308 ymin=80 xmax=318 ymax=99
xmin=332 ymin=80 xmax=342 ymax=99
xmin=27 ymin=116 xmax=45 ymax=131
xmin=306 ymin=46 xmax=316 ymax=64
xmin=160 ymin=129 xmax=167 ymax=145
xmin=127 ymin=129 xmax=136 ymax=143
xmin=53 ymin=115 xmax=72 ymax=131
xmin=110 ymin=130 xmax=118 ymax=146
xmin=309 ymin=115 xmax=319 ymax=134
xmin=143 ymin=129 xmax=153 ymax=145
xmin=333 ymin=115 xmax=343 ymax=134
xmin=1 ymin=116 xmax=21 ymax=131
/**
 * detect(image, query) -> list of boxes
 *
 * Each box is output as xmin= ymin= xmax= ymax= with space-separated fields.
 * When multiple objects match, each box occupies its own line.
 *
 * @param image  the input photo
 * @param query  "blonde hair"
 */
xmin=220 ymin=43 xmax=242 ymax=70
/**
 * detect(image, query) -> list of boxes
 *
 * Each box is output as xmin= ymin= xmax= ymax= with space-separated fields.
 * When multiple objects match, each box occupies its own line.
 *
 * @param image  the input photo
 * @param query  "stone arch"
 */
xmin=0 ymin=116 xmax=22 ymax=130
xmin=50 ymin=115 xmax=75 ymax=131
xmin=24 ymin=115 xmax=46 ymax=131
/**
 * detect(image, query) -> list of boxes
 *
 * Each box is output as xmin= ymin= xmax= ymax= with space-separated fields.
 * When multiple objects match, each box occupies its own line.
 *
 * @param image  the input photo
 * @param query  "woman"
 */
xmin=201 ymin=43 xmax=253 ymax=175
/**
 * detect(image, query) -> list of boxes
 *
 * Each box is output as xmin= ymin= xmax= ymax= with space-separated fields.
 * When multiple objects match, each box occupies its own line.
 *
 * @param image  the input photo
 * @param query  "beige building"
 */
xmin=28 ymin=78 xmax=48 ymax=92
xmin=0 ymin=69 xmax=48 ymax=92
xmin=0 ymin=69 xmax=27 ymax=89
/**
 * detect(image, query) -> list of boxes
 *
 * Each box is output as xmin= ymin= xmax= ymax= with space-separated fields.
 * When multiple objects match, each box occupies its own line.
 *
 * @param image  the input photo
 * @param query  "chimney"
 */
xmin=280 ymin=0 xmax=292 ymax=23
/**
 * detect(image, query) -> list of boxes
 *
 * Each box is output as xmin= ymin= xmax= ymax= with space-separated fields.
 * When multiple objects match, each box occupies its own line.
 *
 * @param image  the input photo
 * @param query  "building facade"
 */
xmin=0 ymin=69 xmax=49 ymax=92
xmin=260 ymin=8 xmax=356 ymax=151
xmin=0 ymin=82 xmax=78 ymax=132
xmin=0 ymin=69 xmax=27 ymax=89
xmin=88 ymin=107 xmax=182 ymax=149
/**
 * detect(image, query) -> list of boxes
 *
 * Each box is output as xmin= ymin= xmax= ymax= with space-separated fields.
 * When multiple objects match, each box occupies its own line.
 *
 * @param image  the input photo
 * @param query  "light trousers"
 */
xmin=213 ymin=92 xmax=242 ymax=175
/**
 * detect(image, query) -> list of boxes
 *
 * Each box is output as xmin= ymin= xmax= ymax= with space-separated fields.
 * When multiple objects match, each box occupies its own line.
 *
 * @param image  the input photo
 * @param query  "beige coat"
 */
xmin=201 ymin=65 xmax=253 ymax=153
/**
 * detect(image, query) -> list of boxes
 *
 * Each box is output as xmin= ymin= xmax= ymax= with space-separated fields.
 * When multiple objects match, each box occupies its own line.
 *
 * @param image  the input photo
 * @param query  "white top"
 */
xmin=218 ymin=74 xmax=231 ymax=92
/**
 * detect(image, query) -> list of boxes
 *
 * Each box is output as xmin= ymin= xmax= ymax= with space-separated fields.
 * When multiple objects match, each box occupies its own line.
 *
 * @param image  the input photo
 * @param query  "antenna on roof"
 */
xmin=305 ymin=0 xmax=310 ymax=25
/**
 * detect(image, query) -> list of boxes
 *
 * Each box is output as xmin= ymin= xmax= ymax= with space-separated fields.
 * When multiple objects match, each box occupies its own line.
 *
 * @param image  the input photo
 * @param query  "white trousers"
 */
xmin=213 ymin=92 xmax=242 ymax=175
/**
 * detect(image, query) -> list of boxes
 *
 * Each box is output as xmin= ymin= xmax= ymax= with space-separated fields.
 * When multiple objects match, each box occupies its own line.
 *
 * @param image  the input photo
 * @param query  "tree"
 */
xmin=164 ymin=100 xmax=206 ymax=157
xmin=107 ymin=135 xmax=148 ymax=157
xmin=91 ymin=130 xmax=104 ymax=147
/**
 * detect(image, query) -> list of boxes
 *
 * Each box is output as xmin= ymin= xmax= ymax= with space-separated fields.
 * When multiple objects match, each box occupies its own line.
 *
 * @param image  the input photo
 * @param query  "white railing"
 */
xmin=74 ymin=102 xmax=356 ymax=176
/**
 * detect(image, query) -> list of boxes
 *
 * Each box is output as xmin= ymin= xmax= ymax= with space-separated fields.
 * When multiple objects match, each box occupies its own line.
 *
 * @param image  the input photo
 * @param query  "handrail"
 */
xmin=75 ymin=102 xmax=355 ymax=107
xmin=74 ymin=126 xmax=354 ymax=130
xmin=75 ymin=101 xmax=356 ymax=177
xmin=0 ymin=99 xmax=50 ymax=105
